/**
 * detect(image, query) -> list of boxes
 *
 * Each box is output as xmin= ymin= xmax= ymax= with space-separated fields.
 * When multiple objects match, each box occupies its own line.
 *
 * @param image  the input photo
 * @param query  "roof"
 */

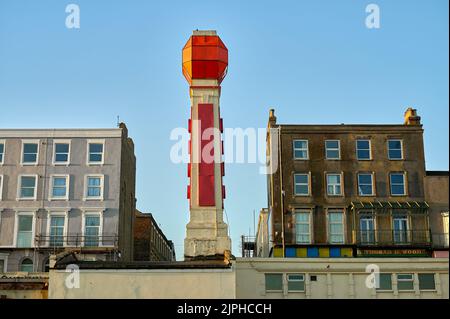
xmin=273 ymin=124 xmax=423 ymax=134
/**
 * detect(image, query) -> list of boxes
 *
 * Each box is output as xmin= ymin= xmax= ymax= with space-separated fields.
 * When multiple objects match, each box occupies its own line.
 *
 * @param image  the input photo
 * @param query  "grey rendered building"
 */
xmin=0 ymin=123 xmax=136 ymax=272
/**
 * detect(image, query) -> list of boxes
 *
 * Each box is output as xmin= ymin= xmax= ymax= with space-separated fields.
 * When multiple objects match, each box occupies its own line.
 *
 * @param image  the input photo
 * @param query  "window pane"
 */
xmin=55 ymin=143 xmax=69 ymax=153
xmin=288 ymin=280 xmax=304 ymax=291
xmin=391 ymin=185 xmax=405 ymax=195
xmin=389 ymin=149 xmax=402 ymax=159
xmin=357 ymin=140 xmax=369 ymax=149
xmin=85 ymin=216 xmax=100 ymax=227
xmin=358 ymin=174 xmax=372 ymax=184
xmin=329 ymin=212 xmax=343 ymax=222
xmin=357 ymin=150 xmax=370 ymax=159
xmin=294 ymin=140 xmax=307 ymax=149
xmin=55 ymin=153 xmax=68 ymax=162
xmin=326 ymin=150 xmax=339 ymax=159
xmin=18 ymin=216 xmax=33 ymax=231
xmin=21 ymin=188 xmax=35 ymax=198
xmin=326 ymin=140 xmax=339 ymax=148
xmin=418 ymin=274 xmax=435 ymax=290
xmin=295 ymin=174 xmax=308 ymax=184
xmin=388 ymin=140 xmax=401 ymax=149
xmin=88 ymin=178 xmax=101 ymax=186
xmin=89 ymin=153 xmax=103 ymax=162
xmin=0 ymin=144 xmax=4 ymax=153
xmin=21 ymin=176 xmax=36 ymax=187
xmin=327 ymin=174 xmax=340 ymax=184
xmin=53 ymin=177 xmax=66 ymax=187
xmin=391 ymin=174 xmax=404 ymax=184
xmin=377 ymin=274 xmax=392 ymax=290
xmin=89 ymin=143 xmax=103 ymax=153
xmin=265 ymin=274 xmax=283 ymax=291
xmin=398 ymin=280 xmax=414 ymax=291
xmin=20 ymin=259 xmax=33 ymax=272
xmin=17 ymin=232 xmax=32 ymax=247
xmin=359 ymin=185 xmax=373 ymax=195
xmin=24 ymin=144 xmax=38 ymax=153
xmin=51 ymin=216 xmax=65 ymax=227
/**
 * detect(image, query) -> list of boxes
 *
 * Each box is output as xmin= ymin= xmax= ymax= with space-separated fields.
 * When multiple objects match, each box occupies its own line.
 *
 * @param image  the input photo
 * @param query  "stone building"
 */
xmin=262 ymin=107 xmax=433 ymax=258
xmin=0 ymin=123 xmax=136 ymax=272
xmin=134 ymin=210 xmax=176 ymax=261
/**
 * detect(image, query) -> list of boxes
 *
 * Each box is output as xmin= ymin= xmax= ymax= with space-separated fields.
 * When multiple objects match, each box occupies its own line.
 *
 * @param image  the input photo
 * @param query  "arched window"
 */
xmin=20 ymin=258 xmax=33 ymax=272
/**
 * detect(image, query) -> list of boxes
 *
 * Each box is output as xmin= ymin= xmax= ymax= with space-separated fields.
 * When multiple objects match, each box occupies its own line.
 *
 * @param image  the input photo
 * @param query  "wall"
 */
xmin=424 ymin=174 xmax=449 ymax=242
xmin=48 ymin=268 xmax=235 ymax=299
xmin=236 ymin=257 xmax=449 ymax=299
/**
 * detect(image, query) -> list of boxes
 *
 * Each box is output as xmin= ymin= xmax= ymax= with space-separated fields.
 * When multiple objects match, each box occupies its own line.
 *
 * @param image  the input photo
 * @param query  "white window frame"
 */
xmin=87 ymin=139 xmax=105 ymax=166
xmin=20 ymin=140 xmax=40 ymax=166
xmin=356 ymin=139 xmax=372 ymax=160
xmin=13 ymin=211 xmax=36 ymax=248
xmin=287 ymin=273 xmax=306 ymax=292
xmin=0 ymin=139 xmax=5 ymax=165
xmin=387 ymin=139 xmax=404 ymax=160
xmin=293 ymin=139 xmax=309 ymax=160
xmin=325 ymin=140 xmax=341 ymax=160
xmin=0 ymin=174 xmax=3 ymax=201
xmin=359 ymin=213 xmax=377 ymax=244
xmin=392 ymin=214 xmax=410 ymax=244
xmin=46 ymin=211 xmax=68 ymax=247
xmin=49 ymin=175 xmax=70 ymax=201
xmin=0 ymin=253 xmax=8 ymax=272
xmin=81 ymin=211 xmax=104 ymax=247
xmin=17 ymin=174 xmax=38 ymax=201
xmin=294 ymin=209 xmax=312 ymax=244
xmin=357 ymin=172 xmax=375 ymax=196
xmin=52 ymin=140 xmax=71 ymax=166
xmin=294 ymin=173 xmax=311 ymax=196
xmin=390 ymin=172 xmax=407 ymax=196
xmin=326 ymin=172 xmax=343 ymax=196
xmin=84 ymin=174 xmax=104 ymax=201
xmin=397 ymin=273 xmax=414 ymax=291
xmin=327 ymin=209 xmax=345 ymax=244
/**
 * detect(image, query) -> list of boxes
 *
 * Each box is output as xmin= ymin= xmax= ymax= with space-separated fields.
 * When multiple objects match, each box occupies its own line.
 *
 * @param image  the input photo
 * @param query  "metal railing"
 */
xmin=354 ymin=230 xmax=431 ymax=246
xmin=34 ymin=234 xmax=119 ymax=249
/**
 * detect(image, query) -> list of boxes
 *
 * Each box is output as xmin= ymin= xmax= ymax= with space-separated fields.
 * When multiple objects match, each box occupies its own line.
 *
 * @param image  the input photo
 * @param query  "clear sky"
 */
xmin=0 ymin=0 xmax=448 ymax=259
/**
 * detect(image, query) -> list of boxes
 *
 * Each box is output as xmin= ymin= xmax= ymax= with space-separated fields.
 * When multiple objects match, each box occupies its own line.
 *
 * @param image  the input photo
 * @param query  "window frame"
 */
xmin=418 ymin=273 xmax=436 ymax=291
xmin=13 ymin=211 xmax=36 ymax=248
xmin=325 ymin=139 xmax=341 ymax=160
xmin=87 ymin=139 xmax=105 ymax=166
xmin=376 ymin=273 xmax=393 ymax=291
xmin=356 ymin=139 xmax=372 ymax=161
xmin=20 ymin=258 xmax=34 ymax=272
xmin=0 ymin=139 xmax=5 ymax=165
xmin=327 ymin=208 xmax=346 ymax=244
xmin=326 ymin=172 xmax=344 ymax=196
xmin=81 ymin=211 xmax=104 ymax=247
xmin=0 ymin=253 xmax=8 ymax=272
xmin=46 ymin=211 xmax=68 ymax=248
xmin=294 ymin=209 xmax=313 ymax=244
xmin=397 ymin=273 xmax=414 ymax=291
xmin=17 ymin=174 xmax=38 ymax=201
xmin=359 ymin=212 xmax=377 ymax=245
xmin=387 ymin=139 xmax=404 ymax=160
xmin=287 ymin=273 xmax=305 ymax=292
xmin=293 ymin=139 xmax=309 ymax=160
xmin=20 ymin=140 xmax=40 ymax=166
xmin=293 ymin=173 xmax=311 ymax=196
xmin=357 ymin=172 xmax=376 ymax=196
xmin=84 ymin=174 xmax=105 ymax=201
xmin=49 ymin=174 xmax=70 ymax=201
xmin=264 ymin=273 xmax=283 ymax=292
xmin=52 ymin=140 xmax=71 ymax=166
xmin=390 ymin=172 xmax=407 ymax=196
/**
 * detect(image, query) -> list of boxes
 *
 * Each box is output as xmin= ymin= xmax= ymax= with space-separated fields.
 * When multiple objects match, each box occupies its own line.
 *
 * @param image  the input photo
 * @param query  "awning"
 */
xmin=350 ymin=201 xmax=429 ymax=213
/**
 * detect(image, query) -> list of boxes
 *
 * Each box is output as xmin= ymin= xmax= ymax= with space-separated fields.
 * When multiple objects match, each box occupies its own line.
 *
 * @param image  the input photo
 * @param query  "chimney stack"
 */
xmin=268 ymin=108 xmax=277 ymax=127
xmin=404 ymin=107 xmax=421 ymax=125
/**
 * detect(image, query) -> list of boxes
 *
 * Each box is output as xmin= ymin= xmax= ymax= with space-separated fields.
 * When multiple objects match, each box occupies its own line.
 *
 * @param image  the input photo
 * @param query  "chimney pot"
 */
xmin=404 ymin=107 xmax=421 ymax=125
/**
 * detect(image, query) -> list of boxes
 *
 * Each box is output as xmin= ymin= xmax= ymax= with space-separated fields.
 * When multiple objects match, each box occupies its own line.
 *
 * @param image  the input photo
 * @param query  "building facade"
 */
xmin=134 ymin=210 xmax=176 ymax=261
xmin=424 ymin=171 xmax=449 ymax=257
xmin=262 ymin=108 xmax=433 ymax=258
xmin=0 ymin=123 xmax=136 ymax=272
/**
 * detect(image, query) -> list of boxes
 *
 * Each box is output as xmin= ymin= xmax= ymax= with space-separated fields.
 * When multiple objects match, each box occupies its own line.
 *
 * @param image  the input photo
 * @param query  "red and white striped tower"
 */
xmin=182 ymin=30 xmax=231 ymax=259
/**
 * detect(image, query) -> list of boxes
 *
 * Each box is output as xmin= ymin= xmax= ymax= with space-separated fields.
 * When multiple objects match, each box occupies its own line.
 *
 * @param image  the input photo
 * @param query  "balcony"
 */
xmin=34 ymin=235 xmax=119 ymax=250
xmin=354 ymin=230 xmax=431 ymax=247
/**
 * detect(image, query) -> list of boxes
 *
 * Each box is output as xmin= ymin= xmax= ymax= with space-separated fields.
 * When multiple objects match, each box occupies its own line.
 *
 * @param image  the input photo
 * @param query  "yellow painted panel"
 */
xmin=296 ymin=248 xmax=307 ymax=257
xmin=319 ymin=247 xmax=330 ymax=258
xmin=273 ymin=247 xmax=283 ymax=258
xmin=340 ymin=248 xmax=353 ymax=257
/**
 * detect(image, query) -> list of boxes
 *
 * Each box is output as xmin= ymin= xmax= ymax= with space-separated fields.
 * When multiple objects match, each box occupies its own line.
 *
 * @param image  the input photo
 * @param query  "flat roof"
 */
xmin=0 ymin=128 xmax=123 ymax=138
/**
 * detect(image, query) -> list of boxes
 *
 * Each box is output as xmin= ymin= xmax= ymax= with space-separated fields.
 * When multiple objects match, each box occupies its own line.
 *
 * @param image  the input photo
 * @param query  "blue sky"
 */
xmin=0 ymin=0 xmax=448 ymax=259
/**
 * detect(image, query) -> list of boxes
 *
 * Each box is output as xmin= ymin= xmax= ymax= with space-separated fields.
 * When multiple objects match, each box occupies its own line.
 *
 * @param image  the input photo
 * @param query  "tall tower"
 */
xmin=182 ymin=30 xmax=231 ymax=260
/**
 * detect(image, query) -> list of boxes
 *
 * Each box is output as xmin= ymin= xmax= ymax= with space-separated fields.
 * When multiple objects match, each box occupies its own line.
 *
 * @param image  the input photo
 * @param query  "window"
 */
xmin=16 ymin=214 xmax=34 ymax=247
xmin=360 ymin=215 xmax=375 ymax=244
xmin=20 ymin=258 xmax=33 ymax=272
xmin=326 ymin=173 xmax=342 ymax=196
xmin=293 ymin=140 xmax=308 ymax=160
xmin=358 ymin=173 xmax=374 ymax=196
xmin=325 ymin=140 xmax=340 ymax=160
xmin=49 ymin=215 xmax=65 ymax=247
xmin=295 ymin=210 xmax=311 ymax=244
xmin=0 ymin=141 xmax=4 ymax=164
xmin=53 ymin=142 xmax=70 ymax=164
xmin=390 ymin=173 xmax=406 ymax=196
xmin=388 ymin=139 xmax=403 ymax=160
xmin=0 ymin=175 xmax=3 ymax=201
xmin=50 ymin=175 xmax=69 ymax=200
xmin=397 ymin=274 xmax=414 ymax=291
xmin=18 ymin=175 xmax=37 ymax=200
xmin=328 ymin=210 xmax=344 ymax=244
xmin=393 ymin=214 xmax=409 ymax=244
xmin=287 ymin=274 xmax=305 ymax=292
xmin=85 ymin=175 xmax=104 ymax=200
xmin=88 ymin=141 xmax=104 ymax=164
xmin=0 ymin=259 xmax=4 ymax=272
xmin=294 ymin=173 xmax=310 ymax=196
xmin=356 ymin=139 xmax=371 ymax=160
xmin=84 ymin=214 xmax=101 ymax=247
xmin=418 ymin=274 xmax=436 ymax=290
xmin=265 ymin=273 xmax=283 ymax=292
xmin=22 ymin=141 xmax=39 ymax=164
xmin=377 ymin=273 xmax=392 ymax=291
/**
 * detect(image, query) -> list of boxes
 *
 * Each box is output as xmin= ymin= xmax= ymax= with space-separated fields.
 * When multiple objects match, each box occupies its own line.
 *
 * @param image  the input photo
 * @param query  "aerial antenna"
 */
xmin=117 ymin=115 xmax=120 ymax=127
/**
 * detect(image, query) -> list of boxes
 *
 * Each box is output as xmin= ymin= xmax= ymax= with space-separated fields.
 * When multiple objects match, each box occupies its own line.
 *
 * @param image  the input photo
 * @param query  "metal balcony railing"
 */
xmin=354 ymin=230 xmax=431 ymax=246
xmin=34 ymin=234 xmax=119 ymax=249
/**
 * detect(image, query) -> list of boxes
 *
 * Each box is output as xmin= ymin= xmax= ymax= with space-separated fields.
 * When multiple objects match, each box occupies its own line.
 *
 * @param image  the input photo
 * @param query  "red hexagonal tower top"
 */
xmin=182 ymin=30 xmax=228 ymax=85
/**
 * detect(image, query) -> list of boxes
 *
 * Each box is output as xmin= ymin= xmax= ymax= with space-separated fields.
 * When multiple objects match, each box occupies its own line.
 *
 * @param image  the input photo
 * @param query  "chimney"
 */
xmin=268 ymin=108 xmax=277 ymax=127
xmin=404 ymin=107 xmax=421 ymax=125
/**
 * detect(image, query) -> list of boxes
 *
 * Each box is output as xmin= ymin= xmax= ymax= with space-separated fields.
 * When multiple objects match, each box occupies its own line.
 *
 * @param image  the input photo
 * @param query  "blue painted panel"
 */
xmin=285 ymin=247 xmax=296 ymax=257
xmin=307 ymin=247 xmax=319 ymax=257
xmin=330 ymin=247 xmax=341 ymax=257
